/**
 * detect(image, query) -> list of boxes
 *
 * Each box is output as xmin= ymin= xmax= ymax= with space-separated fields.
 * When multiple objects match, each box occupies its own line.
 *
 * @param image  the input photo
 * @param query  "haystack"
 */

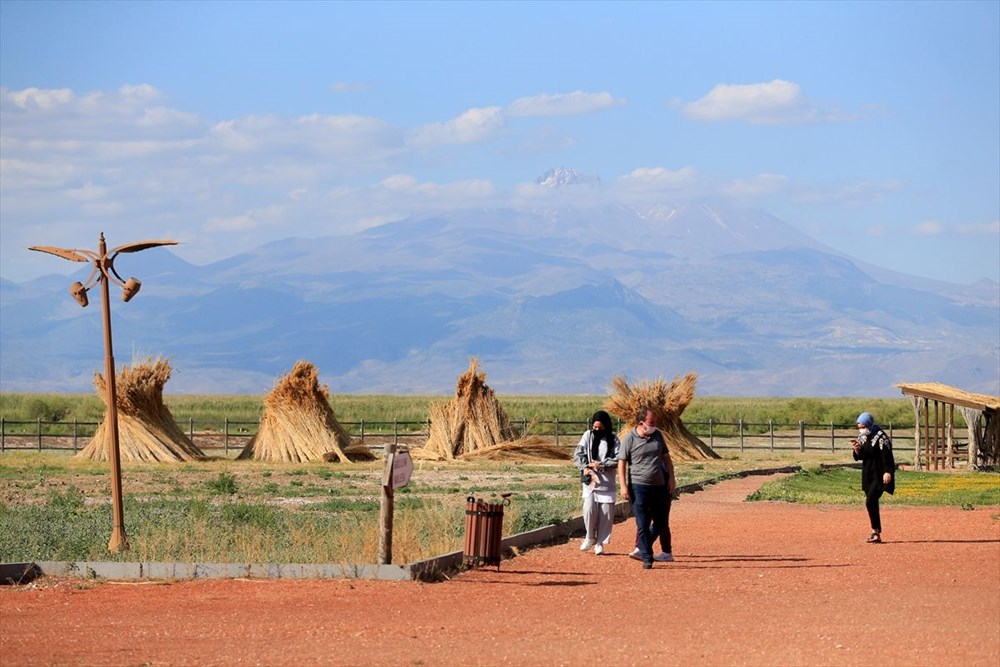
xmin=77 ymin=356 xmax=205 ymax=463
xmin=605 ymin=372 xmax=719 ymax=461
xmin=238 ymin=361 xmax=372 ymax=463
xmin=420 ymin=358 xmax=551 ymax=461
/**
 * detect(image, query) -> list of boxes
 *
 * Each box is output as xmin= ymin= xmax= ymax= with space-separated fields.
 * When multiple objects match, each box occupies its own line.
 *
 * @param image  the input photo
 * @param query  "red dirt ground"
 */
xmin=2 ymin=474 xmax=998 ymax=667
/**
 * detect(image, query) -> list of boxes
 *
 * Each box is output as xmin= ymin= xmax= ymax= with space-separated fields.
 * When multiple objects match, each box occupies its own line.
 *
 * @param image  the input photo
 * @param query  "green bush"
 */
xmin=205 ymin=472 xmax=238 ymax=495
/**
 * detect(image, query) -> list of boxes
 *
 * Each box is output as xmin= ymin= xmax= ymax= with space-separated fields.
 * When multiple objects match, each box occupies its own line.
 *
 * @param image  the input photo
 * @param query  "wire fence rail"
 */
xmin=0 ymin=416 xmax=933 ymax=457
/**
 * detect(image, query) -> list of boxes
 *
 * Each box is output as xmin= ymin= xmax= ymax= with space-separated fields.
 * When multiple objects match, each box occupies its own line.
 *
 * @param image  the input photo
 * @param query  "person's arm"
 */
xmin=602 ymin=436 xmax=621 ymax=469
xmin=617 ymin=459 xmax=629 ymax=501
xmin=573 ymin=433 xmax=589 ymax=471
xmin=662 ymin=449 xmax=676 ymax=494
xmin=617 ymin=437 xmax=630 ymax=501
xmin=878 ymin=433 xmax=894 ymax=485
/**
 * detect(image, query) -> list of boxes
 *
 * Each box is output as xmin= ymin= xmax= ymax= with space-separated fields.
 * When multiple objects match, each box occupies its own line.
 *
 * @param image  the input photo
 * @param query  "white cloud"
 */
xmin=723 ymin=173 xmax=789 ymax=198
xmin=507 ymin=91 xmax=624 ymax=117
xmin=793 ymin=179 xmax=903 ymax=206
xmin=958 ymin=220 xmax=1000 ymax=235
xmin=913 ymin=220 xmax=945 ymax=236
xmin=680 ymin=79 xmax=856 ymax=125
xmin=5 ymin=86 xmax=74 ymax=110
xmin=616 ymin=166 xmax=699 ymax=190
xmin=408 ymin=107 xmax=505 ymax=147
xmin=329 ymin=81 xmax=372 ymax=93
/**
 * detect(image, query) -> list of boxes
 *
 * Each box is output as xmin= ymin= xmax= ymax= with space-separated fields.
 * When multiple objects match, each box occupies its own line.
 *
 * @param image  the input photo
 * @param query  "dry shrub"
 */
xmin=420 ymin=358 xmax=540 ymax=461
xmin=605 ymin=372 xmax=719 ymax=461
xmin=77 ymin=356 xmax=204 ymax=463
xmin=238 ymin=361 xmax=372 ymax=463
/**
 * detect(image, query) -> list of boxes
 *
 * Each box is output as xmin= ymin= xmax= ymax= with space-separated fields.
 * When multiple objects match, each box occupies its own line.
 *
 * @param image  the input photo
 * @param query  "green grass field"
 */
xmin=2 ymin=448 xmax=995 ymax=566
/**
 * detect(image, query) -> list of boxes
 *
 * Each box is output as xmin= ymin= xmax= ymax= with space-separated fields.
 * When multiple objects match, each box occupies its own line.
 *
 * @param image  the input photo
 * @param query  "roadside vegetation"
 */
xmin=1 ymin=445 xmax=995 ymax=565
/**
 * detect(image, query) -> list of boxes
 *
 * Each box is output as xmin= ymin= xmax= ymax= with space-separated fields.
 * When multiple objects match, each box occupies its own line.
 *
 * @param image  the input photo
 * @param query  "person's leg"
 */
xmin=648 ymin=486 xmax=668 ymax=555
xmin=581 ymin=491 xmax=598 ymax=547
xmin=865 ymin=481 xmax=883 ymax=540
xmin=658 ymin=494 xmax=672 ymax=554
xmin=596 ymin=501 xmax=613 ymax=546
xmin=631 ymin=484 xmax=655 ymax=563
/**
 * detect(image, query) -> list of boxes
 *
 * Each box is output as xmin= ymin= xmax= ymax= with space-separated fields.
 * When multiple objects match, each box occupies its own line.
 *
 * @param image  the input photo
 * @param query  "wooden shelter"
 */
xmin=605 ymin=373 xmax=719 ymax=461
xmin=78 ymin=357 xmax=204 ymax=463
xmin=897 ymin=382 xmax=1000 ymax=470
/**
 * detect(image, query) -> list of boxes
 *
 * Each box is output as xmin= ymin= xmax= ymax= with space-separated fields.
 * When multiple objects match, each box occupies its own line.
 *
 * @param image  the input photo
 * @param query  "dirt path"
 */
xmin=2 ymin=474 xmax=998 ymax=666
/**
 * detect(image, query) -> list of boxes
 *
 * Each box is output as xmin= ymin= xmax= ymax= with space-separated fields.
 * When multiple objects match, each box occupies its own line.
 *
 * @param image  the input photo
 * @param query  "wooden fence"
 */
xmin=0 ymin=416 xmax=930 ymax=457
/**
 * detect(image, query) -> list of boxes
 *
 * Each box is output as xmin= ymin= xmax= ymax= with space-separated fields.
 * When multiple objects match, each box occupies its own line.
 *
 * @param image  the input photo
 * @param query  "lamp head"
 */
xmin=69 ymin=281 xmax=89 ymax=307
xmin=121 ymin=277 xmax=141 ymax=302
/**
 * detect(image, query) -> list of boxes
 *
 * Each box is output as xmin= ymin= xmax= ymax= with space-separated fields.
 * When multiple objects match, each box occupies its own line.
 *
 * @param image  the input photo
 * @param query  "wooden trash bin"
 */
xmin=463 ymin=495 xmax=509 ymax=569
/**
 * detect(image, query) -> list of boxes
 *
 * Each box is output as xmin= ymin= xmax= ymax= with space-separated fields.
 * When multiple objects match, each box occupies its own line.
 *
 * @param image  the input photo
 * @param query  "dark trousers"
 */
xmin=634 ymin=493 xmax=672 ymax=553
xmin=865 ymin=481 xmax=883 ymax=532
xmin=630 ymin=484 xmax=668 ymax=562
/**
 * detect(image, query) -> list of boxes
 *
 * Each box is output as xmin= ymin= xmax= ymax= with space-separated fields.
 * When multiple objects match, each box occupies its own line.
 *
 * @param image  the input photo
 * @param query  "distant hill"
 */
xmin=1 ymin=197 xmax=997 ymax=397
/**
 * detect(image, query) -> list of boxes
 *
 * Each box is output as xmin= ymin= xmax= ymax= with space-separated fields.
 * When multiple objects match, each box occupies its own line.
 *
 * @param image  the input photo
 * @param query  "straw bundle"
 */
xmin=77 ymin=356 xmax=205 ymax=463
xmin=413 ymin=434 xmax=569 ymax=462
xmin=605 ymin=372 xmax=719 ymax=461
xmin=421 ymin=358 xmax=522 ymax=460
xmin=238 ymin=361 xmax=371 ymax=463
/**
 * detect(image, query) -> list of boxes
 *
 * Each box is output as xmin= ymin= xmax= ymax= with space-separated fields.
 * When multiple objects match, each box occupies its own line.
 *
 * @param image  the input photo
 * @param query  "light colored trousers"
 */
xmin=582 ymin=492 xmax=614 ymax=544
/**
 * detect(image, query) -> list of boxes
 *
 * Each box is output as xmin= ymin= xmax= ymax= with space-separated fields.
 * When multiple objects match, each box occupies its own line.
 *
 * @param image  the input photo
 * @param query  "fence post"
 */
xmin=73 ymin=418 xmax=79 ymax=452
xmin=360 ymin=418 xmax=365 ymax=444
xmin=738 ymin=418 xmax=744 ymax=452
xmin=769 ymin=419 xmax=774 ymax=451
xmin=393 ymin=419 xmax=398 ymax=446
xmin=799 ymin=421 xmax=806 ymax=452
xmin=830 ymin=421 xmax=836 ymax=451
xmin=224 ymin=417 xmax=229 ymax=456
xmin=37 ymin=417 xmax=42 ymax=452
xmin=708 ymin=418 xmax=714 ymax=449
xmin=189 ymin=417 xmax=194 ymax=442
xmin=1 ymin=417 xmax=5 ymax=453
xmin=554 ymin=418 xmax=559 ymax=447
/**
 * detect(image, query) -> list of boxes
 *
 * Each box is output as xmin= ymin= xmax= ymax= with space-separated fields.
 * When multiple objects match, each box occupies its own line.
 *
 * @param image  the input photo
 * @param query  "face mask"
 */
xmin=858 ymin=427 xmax=870 ymax=437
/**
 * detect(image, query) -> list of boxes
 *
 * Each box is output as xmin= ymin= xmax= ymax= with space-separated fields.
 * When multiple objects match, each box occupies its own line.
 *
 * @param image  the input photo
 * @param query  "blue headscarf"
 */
xmin=856 ymin=412 xmax=874 ymax=428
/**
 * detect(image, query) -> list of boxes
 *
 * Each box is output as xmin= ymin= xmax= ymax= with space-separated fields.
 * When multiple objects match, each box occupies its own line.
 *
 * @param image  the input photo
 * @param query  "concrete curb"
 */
xmin=3 ymin=465 xmax=812 ymax=584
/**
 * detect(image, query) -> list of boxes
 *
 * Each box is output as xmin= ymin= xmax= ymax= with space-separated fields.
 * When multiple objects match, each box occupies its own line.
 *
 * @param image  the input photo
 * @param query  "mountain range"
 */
xmin=2 ymin=169 xmax=998 ymax=397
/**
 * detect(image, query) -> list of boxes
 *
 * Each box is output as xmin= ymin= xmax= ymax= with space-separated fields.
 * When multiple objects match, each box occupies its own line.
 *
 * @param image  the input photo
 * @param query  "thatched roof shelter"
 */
xmin=605 ymin=372 xmax=719 ymax=461
xmin=238 ymin=361 xmax=371 ymax=463
xmin=77 ymin=357 xmax=204 ymax=463
xmin=897 ymin=382 xmax=1000 ymax=470
xmin=420 ymin=358 xmax=558 ymax=461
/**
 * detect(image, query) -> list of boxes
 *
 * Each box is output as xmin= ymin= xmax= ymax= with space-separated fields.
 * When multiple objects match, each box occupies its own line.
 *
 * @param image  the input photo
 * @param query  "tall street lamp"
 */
xmin=30 ymin=233 xmax=177 ymax=553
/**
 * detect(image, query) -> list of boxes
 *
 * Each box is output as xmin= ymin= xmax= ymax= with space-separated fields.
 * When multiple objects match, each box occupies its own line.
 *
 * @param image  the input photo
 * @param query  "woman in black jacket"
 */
xmin=851 ymin=411 xmax=896 ymax=543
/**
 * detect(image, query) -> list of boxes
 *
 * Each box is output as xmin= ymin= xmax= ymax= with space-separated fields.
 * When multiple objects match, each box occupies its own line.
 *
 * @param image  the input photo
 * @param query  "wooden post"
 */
xmin=738 ymin=419 xmax=744 ymax=452
xmin=37 ymin=417 xmax=42 ymax=451
xmin=799 ymin=421 xmax=805 ymax=452
xmin=378 ymin=443 xmax=397 ymax=565
xmin=946 ymin=404 xmax=955 ymax=469
xmin=769 ymin=419 xmax=774 ymax=451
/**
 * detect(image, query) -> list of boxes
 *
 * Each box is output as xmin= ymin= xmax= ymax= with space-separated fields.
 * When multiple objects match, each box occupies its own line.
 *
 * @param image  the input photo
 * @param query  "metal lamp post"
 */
xmin=29 ymin=233 xmax=177 ymax=553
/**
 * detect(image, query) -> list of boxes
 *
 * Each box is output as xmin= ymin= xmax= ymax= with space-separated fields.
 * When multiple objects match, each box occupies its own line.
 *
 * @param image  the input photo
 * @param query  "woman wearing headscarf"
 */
xmin=574 ymin=410 xmax=620 ymax=555
xmin=851 ymin=411 xmax=896 ymax=543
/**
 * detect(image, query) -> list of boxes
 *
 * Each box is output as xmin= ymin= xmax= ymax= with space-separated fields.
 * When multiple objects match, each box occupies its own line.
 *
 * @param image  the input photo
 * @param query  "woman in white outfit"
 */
xmin=574 ymin=410 xmax=620 ymax=555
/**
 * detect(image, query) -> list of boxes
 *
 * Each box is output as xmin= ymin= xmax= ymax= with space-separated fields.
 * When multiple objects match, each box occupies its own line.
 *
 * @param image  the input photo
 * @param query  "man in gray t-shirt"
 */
xmin=617 ymin=407 xmax=674 ymax=568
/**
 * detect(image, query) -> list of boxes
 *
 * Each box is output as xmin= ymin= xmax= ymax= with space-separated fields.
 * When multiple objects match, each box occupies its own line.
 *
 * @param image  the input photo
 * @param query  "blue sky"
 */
xmin=1 ymin=0 xmax=998 ymax=285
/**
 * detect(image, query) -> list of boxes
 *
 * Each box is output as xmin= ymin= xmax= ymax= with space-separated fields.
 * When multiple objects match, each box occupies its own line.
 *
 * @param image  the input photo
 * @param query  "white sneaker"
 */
xmin=594 ymin=544 xmax=604 ymax=555
xmin=654 ymin=552 xmax=674 ymax=562
xmin=628 ymin=547 xmax=642 ymax=560
xmin=580 ymin=538 xmax=595 ymax=551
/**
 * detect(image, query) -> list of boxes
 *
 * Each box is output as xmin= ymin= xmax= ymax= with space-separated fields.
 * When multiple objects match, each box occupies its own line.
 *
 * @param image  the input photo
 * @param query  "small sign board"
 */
xmin=391 ymin=450 xmax=413 ymax=489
